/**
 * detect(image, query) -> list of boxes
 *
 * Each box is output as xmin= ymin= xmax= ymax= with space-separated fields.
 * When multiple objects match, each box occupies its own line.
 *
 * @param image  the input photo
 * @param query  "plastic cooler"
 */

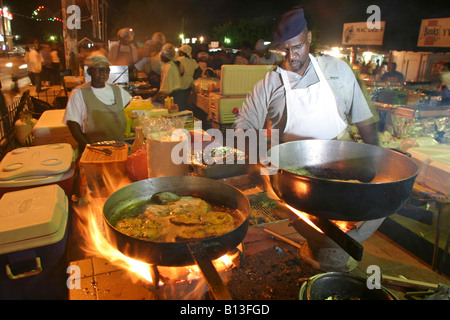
xmin=0 ymin=184 xmax=69 ymax=300
xmin=32 ymin=109 xmax=78 ymax=150
xmin=0 ymin=143 xmax=75 ymax=198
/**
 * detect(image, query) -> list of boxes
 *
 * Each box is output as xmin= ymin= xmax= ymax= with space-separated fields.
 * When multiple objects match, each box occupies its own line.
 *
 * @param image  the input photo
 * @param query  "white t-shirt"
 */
xmin=63 ymin=84 xmax=131 ymax=133
xmin=159 ymin=61 xmax=181 ymax=94
xmin=177 ymin=56 xmax=199 ymax=89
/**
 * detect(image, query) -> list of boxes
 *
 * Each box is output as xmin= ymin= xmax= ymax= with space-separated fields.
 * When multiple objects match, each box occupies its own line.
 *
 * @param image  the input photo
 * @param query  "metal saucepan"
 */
xmin=267 ymin=140 xmax=419 ymax=221
xmin=299 ymin=272 xmax=398 ymax=300
xmin=103 ymin=176 xmax=251 ymax=267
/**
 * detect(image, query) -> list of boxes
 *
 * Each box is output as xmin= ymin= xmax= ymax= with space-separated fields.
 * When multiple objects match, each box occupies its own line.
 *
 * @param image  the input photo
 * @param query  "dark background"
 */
xmin=4 ymin=0 xmax=450 ymax=51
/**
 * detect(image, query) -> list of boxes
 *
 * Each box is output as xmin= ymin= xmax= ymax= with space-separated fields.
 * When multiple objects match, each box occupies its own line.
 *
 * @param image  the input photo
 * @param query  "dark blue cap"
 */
xmin=272 ymin=8 xmax=307 ymax=46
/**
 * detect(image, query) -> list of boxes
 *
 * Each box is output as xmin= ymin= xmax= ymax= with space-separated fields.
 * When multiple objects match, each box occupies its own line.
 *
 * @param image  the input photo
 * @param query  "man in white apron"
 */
xmin=234 ymin=7 xmax=379 ymax=146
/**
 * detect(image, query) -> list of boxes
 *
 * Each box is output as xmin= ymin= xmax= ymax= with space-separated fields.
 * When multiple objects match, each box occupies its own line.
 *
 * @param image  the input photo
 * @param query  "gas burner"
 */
xmin=290 ymin=214 xmax=386 ymax=272
xmin=139 ymin=245 xmax=243 ymax=300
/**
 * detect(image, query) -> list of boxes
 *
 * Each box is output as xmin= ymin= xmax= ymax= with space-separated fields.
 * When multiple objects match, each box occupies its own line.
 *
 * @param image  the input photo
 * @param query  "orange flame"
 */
xmin=75 ymin=163 xmax=236 ymax=292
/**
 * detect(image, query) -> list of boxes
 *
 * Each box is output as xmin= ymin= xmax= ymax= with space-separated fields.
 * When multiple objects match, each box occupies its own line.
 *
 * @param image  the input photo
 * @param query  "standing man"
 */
xmin=63 ymin=54 xmax=131 ymax=151
xmin=24 ymin=42 xmax=43 ymax=92
xmin=381 ymin=62 xmax=405 ymax=83
xmin=233 ymin=7 xmax=379 ymax=146
xmin=177 ymin=44 xmax=201 ymax=111
xmin=108 ymin=28 xmax=139 ymax=66
xmin=150 ymin=44 xmax=182 ymax=106
xmin=251 ymin=39 xmax=282 ymax=66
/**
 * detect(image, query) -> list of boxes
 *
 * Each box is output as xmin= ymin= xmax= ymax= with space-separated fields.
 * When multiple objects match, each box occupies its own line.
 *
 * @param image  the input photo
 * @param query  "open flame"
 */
xmin=260 ymin=172 xmax=356 ymax=234
xmin=285 ymin=203 xmax=355 ymax=233
xmin=75 ymin=163 xmax=236 ymax=294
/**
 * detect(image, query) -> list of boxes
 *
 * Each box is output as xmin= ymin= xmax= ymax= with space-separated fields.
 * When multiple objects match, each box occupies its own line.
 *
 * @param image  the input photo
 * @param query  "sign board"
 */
xmin=342 ymin=21 xmax=385 ymax=45
xmin=417 ymin=18 xmax=450 ymax=47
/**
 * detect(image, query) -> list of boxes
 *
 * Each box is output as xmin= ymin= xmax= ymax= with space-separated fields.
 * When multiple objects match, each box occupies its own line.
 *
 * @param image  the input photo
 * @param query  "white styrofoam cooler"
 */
xmin=0 ymin=143 xmax=75 ymax=198
xmin=0 ymin=184 xmax=69 ymax=299
xmin=32 ymin=109 xmax=78 ymax=149
xmin=408 ymin=144 xmax=450 ymax=196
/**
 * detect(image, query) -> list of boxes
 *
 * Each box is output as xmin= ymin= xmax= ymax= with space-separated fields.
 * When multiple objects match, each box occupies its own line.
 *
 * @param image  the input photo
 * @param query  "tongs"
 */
xmin=86 ymin=145 xmax=113 ymax=156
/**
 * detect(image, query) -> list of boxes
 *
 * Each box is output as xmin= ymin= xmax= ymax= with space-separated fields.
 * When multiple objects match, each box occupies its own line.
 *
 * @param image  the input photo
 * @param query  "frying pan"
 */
xmin=102 ymin=176 xmax=250 ymax=267
xmin=267 ymin=140 xmax=419 ymax=221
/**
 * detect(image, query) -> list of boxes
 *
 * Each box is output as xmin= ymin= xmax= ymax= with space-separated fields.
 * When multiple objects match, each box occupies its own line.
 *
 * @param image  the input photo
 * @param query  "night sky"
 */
xmin=4 ymin=0 xmax=450 ymax=51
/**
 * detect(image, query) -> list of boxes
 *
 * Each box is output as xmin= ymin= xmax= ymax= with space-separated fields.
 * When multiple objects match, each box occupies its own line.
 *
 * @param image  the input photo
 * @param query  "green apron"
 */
xmin=81 ymin=85 xmax=127 ymax=143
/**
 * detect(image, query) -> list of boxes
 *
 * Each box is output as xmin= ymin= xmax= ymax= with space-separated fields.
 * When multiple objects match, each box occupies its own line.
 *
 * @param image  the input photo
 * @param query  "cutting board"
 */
xmin=0 ymin=144 xmax=74 ymax=181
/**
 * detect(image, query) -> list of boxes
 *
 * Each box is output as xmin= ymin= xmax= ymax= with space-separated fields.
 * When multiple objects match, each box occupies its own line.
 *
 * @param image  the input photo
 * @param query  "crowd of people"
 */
xmin=352 ymin=59 xmax=405 ymax=83
xmin=23 ymin=41 xmax=65 ymax=93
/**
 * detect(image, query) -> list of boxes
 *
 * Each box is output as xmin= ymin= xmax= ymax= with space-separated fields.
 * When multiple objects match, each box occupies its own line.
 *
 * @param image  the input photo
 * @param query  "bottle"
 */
xmin=164 ymin=96 xmax=172 ymax=109
xmin=130 ymin=126 xmax=146 ymax=154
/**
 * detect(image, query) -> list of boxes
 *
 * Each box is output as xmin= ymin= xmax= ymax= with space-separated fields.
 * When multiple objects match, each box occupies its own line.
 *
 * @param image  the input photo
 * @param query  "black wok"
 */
xmin=267 ymin=140 xmax=419 ymax=221
xmin=102 ymin=176 xmax=250 ymax=267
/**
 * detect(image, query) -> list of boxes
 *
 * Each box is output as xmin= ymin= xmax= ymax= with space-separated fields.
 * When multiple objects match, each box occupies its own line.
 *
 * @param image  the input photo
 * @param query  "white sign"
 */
xmin=417 ymin=18 xmax=450 ymax=47
xmin=342 ymin=21 xmax=385 ymax=45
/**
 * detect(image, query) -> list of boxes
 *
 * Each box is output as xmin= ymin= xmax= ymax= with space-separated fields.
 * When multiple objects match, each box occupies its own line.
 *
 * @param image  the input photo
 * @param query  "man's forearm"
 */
xmin=356 ymin=121 xmax=379 ymax=146
xmin=67 ymin=120 xmax=90 ymax=151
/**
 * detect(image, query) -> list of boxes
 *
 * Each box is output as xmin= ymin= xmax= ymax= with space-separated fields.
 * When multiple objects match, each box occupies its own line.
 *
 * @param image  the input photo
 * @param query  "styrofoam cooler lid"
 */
xmin=0 ymin=184 xmax=68 ymax=254
xmin=0 ymin=143 xmax=74 ymax=181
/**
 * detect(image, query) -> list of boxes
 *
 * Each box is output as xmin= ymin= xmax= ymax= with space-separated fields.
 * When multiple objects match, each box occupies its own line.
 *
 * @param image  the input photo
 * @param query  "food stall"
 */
xmin=0 ymin=44 xmax=449 ymax=302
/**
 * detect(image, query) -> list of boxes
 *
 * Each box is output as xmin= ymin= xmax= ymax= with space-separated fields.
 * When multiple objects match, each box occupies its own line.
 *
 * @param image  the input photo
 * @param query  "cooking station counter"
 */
xmin=67 ymin=171 xmax=450 ymax=300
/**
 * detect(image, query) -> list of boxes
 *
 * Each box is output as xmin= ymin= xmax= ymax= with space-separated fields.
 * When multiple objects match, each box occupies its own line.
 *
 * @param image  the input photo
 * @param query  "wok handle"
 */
xmin=187 ymin=242 xmax=232 ymax=300
xmin=312 ymin=217 xmax=364 ymax=261
xmin=291 ymin=217 xmax=364 ymax=261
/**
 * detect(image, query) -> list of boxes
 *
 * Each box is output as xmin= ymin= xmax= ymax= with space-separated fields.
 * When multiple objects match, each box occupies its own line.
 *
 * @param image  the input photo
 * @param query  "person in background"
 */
xmin=251 ymin=39 xmax=282 ymax=66
xmin=381 ymin=62 xmax=405 ymax=83
xmin=233 ymin=7 xmax=379 ymax=147
xmin=177 ymin=44 xmax=201 ymax=111
xmin=50 ymin=45 xmax=62 ymax=86
xmin=134 ymin=32 xmax=167 ymax=89
xmin=233 ymin=39 xmax=254 ymax=65
xmin=109 ymin=28 xmax=139 ymax=66
xmin=150 ymin=44 xmax=182 ymax=107
xmin=63 ymin=54 xmax=131 ymax=151
xmin=40 ymin=44 xmax=52 ymax=87
xmin=375 ymin=62 xmax=388 ymax=81
xmin=440 ymin=62 xmax=450 ymax=105
xmin=24 ymin=42 xmax=43 ymax=92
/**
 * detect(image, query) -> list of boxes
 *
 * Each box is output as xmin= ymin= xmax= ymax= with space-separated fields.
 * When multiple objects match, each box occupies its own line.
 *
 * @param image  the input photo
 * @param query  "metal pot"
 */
xmin=267 ymin=140 xmax=419 ymax=221
xmin=102 ymin=176 xmax=251 ymax=267
xmin=299 ymin=272 xmax=398 ymax=300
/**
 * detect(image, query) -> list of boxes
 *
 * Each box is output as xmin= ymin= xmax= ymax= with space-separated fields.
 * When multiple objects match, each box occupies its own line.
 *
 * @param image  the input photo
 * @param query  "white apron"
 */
xmin=281 ymin=54 xmax=348 ymax=142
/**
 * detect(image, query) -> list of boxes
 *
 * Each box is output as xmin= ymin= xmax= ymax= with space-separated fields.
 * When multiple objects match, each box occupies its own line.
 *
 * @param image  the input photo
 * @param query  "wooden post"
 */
xmin=61 ymin=0 xmax=79 ymax=76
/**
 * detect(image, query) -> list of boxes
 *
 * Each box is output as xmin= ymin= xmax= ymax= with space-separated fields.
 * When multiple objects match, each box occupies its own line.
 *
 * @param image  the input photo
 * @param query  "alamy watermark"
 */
xmin=169 ymin=123 xmax=280 ymax=175
xmin=367 ymin=5 xmax=381 ymax=30
xmin=67 ymin=5 xmax=81 ymax=30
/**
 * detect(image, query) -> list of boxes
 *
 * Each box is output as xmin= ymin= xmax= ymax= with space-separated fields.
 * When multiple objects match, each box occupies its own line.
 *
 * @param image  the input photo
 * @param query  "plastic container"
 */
xmin=32 ymin=110 xmax=78 ymax=150
xmin=0 ymin=184 xmax=69 ymax=300
xmin=0 ymin=144 xmax=75 ymax=198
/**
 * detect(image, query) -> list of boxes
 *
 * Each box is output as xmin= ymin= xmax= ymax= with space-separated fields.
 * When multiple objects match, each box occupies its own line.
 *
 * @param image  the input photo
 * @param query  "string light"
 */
xmin=31 ymin=5 xmax=62 ymax=22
